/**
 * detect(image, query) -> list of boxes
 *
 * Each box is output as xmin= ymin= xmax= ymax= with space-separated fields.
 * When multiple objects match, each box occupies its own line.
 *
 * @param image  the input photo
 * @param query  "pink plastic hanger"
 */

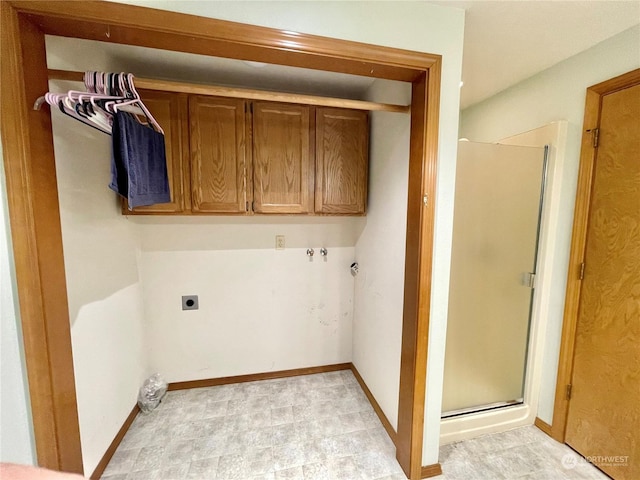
xmin=35 ymin=71 xmax=163 ymax=136
xmin=107 ymin=74 xmax=164 ymax=134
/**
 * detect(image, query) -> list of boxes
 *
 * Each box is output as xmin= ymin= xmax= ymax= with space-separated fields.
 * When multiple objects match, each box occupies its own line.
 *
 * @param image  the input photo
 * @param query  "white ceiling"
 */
xmin=428 ymin=0 xmax=640 ymax=109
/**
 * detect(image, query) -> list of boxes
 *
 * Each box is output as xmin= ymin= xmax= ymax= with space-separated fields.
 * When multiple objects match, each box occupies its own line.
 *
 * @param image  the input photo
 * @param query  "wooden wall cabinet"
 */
xmin=253 ymin=102 xmax=312 ymax=214
xmin=315 ymin=107 xmax=368 ymax=215
xmin=189 ymin=96 xmax=248 ymax=213
xmin=123 ymin=94 xmax=368 ymax=216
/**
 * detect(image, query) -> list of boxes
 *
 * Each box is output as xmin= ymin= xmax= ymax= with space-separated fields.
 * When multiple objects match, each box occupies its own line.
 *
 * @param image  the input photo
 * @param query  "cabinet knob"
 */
xmin=307 ymin=248 xmax=315 ymax=257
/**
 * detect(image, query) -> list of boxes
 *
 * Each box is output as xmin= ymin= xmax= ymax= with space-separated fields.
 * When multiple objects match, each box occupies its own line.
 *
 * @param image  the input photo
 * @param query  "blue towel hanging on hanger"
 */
xmin=110 ymin=111 xmax=171 ymax=209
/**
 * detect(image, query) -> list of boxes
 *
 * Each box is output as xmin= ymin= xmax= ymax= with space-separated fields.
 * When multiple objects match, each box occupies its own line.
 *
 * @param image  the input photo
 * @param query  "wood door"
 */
xmin=252 ymin=102 xmax=312 ymax=213
xmin=564 ymin=82 xmax=640 ymax=480
xmin=189 ymin=95 xmax=247 ymax=213
xmin=123 ymin=90 xmax=189 ymax=213
xmin=315 ymin=107 xmax=368 ymax=214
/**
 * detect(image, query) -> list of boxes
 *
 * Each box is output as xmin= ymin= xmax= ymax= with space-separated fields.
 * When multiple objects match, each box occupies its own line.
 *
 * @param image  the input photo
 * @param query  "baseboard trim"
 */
xmin=90 ymin=404 xmax=139 ymax=480
xmin=534 ymin=416 xmax=553 ymax=437
xmin=168 ymin=363 xmax=352 ymax=391
xmin=349 ymin=364 xmax=397 ymax=445
xmin=421 ymin=463 xmax=443 ymax=478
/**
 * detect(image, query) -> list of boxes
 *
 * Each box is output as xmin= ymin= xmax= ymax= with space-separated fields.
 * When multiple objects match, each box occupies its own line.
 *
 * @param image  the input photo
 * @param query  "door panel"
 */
xmin=442 ymin=141 xmax=546 ymax=414
xmin=565 ymin=83 xmax=640 ymax=480
xmin=252 ymin=102 xmax=311 ymax=214
xmin=315 ymin=107 xmax=368 ymax=214
xmin=189 ymin=96 xmax=247 ymax=213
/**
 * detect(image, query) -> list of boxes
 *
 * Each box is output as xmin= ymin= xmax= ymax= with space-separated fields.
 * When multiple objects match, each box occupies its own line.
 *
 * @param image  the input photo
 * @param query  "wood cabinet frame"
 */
xmin=0 ymin=2 xmax=442 ymax=478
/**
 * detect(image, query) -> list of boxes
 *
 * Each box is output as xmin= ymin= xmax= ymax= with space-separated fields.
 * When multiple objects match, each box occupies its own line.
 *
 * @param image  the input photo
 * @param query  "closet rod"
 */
xmin=47 ymin=69 xmax=410 ymax=114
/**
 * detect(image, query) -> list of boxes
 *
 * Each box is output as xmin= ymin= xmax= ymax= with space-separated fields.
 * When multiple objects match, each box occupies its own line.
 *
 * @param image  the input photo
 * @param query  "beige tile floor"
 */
xmin=101 ymin=371 xmax=611 ymax=480
xmin=438 ymin=425 xmax=611 ymax=480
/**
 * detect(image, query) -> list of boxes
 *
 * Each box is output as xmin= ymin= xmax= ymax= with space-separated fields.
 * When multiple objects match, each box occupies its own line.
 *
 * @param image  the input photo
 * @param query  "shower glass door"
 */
xmin=442 ymin=141 xmax=547 ymax=417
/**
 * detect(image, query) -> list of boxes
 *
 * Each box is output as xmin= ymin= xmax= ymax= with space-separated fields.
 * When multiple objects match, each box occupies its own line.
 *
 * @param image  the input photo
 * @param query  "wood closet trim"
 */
xmin=1 ymin=2 xmax=442 ymax=478
xmin=550 ymin=68 xmax=640 ymax=443
xmin=421 ymin=463 xmax=444 ymax=478
xmin=18 ymin=2 xmax=436 ymax=82
xmin=398 ymin=69 xmax=441 ymax=479
xmin=534 ymin=417 xmax=553 ymax=437
xmin=0 ymin=4 xmax=83 ymax=472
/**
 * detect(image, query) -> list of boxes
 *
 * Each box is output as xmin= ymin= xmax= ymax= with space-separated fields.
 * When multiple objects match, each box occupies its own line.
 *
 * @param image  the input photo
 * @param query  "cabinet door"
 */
xmin=123 ymin=90 xmax=188 ymax=213
xmin=315 ymin=108 xmax=368 ymax=214
xmin=189 ymin=96 xmax=247 ymax=213
xmin=252 ymin=102 xmax=312 ymax=214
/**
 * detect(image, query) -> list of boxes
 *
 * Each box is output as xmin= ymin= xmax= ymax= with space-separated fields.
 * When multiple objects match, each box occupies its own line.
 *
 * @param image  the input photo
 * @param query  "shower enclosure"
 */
xmin=442 ymin=141 xmax=547 ymax=417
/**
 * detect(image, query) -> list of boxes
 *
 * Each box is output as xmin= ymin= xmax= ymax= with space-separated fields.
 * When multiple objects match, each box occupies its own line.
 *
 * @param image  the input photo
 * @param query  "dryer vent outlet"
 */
xmin=182 ymin=295 xmax=199 ymax=311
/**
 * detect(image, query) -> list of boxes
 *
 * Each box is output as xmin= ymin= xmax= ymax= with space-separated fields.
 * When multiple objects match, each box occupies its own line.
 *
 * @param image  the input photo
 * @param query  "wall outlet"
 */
xmin=182 ymin=295 xmax=199 ymax=311
xmin=275 ymin=235 xmax=285 ymax=250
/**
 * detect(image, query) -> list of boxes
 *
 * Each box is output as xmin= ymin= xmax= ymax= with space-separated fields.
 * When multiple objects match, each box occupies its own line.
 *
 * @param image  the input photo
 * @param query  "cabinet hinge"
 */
xmin=579 ymin=262 xmax=585 ymax=280
xmin=423 ymin=194 xmax=428 ymax=207
xmin=566 ymin=384 xmax=572 ymax=400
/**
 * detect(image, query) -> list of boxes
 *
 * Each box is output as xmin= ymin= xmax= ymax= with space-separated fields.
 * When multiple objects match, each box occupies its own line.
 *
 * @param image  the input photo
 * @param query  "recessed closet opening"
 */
xmin=46 ymin=35 xmax=413 ymax=476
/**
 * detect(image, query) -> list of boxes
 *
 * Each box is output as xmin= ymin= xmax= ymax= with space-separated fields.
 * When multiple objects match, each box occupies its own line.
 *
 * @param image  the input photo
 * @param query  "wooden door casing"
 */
xmin=315 ymin=107 xmax=368 ymax=214
xmin=123 ymin=90 xmax=189 ymax=214
xmin=252 ymin=102 xmax=312 ymax=214
xmin=189 ymin=95 xmax=247 ymax=213
xmin=564 ymin=82 xmax=640 ymax=480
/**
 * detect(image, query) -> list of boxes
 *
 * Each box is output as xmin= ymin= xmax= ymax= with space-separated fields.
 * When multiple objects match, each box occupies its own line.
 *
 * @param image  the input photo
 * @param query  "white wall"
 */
xmin=50 ymin=77 xmax=149 ymax=474
xmin=139 ymin=223 xmax=357 ymax=381
xmin=137 ymin=218 xmax=362 ymax=382
xmin=352 ymin=79 xmax=411 ymax=431
xmin=459 ymin=25 xmax=640 ymax=425
xmin=0 ymin=141 xmax=36 ymax=465
xmin=47 ymin=36 xmax=156 ymax=474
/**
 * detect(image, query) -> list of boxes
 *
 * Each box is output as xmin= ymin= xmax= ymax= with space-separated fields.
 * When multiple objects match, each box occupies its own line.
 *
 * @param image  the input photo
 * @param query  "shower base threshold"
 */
xmin=441 ymin=399 xmax=524 ymax=419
